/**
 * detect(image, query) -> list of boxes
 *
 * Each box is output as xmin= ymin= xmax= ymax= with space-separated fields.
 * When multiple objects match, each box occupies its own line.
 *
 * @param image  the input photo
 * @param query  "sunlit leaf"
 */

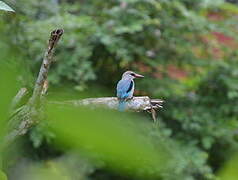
xmin=0 ymin=1 xmax=14 ymax=12
xmin=0 ymin=170 xmax=7 ymax=180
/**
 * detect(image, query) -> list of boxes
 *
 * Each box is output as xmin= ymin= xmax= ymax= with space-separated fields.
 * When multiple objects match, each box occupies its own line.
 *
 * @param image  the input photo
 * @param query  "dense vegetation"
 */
xmin=1 ymin=0 xmax=238 ymax=179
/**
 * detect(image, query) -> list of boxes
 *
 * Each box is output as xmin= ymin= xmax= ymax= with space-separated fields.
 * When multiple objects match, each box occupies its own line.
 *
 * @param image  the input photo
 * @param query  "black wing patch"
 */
xmin=126 ymin=81 xmax=134 ymax=93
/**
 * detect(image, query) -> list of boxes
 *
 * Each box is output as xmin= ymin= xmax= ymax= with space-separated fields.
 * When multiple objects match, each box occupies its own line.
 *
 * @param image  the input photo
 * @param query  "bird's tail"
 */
xmin=118 ymin=99 xmax=126 ymax=111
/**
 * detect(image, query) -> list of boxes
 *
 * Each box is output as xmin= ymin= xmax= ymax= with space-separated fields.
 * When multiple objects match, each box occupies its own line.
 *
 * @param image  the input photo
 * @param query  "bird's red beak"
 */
xmin=134 ymin=73 xmax=144 ymax=78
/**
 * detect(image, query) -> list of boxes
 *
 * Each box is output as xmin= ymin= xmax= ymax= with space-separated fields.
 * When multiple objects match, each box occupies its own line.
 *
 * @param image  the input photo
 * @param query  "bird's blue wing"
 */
xmin=116 ymin=79 xmax=134 ymax=99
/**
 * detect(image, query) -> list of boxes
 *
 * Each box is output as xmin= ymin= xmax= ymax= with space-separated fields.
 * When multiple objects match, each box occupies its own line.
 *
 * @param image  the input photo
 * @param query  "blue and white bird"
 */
xmin=116 ymin=71 xmax=144 ymax=111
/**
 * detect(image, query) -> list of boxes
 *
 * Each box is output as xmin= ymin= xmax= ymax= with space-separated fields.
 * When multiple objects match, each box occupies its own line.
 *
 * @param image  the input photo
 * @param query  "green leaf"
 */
xmin=0 ymin=170 xmax=7 ymax=180
xmin=219 ymin=154 xmax=238 ymax=180
xmin=0 ymin=1 xmax=15 ymax=12
xmin=47 ymin=105 xmax=170 ymax=179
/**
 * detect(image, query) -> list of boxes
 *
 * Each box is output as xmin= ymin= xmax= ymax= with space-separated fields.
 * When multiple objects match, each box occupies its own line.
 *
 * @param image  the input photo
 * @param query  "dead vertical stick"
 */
xmin=29 ymin=29 xmax=64 ymax=106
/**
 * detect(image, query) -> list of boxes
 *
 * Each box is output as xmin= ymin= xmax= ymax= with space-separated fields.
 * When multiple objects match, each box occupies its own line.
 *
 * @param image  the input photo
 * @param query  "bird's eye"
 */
xmin=130 ymin=73 xmax=135 ymax=76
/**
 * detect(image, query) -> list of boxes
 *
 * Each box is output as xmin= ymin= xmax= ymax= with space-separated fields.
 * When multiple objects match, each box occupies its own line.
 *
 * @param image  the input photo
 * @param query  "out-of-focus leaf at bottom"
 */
xmin=0 ymin=170 xmax=7 ymax=180
xmin=46 ymin=104 xmax=170 ymax=179
xmin=219 ymin=154 xmax=238 ymax=180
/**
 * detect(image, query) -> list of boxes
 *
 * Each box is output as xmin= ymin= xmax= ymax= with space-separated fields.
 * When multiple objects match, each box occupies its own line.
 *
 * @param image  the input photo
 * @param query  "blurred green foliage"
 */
xmin=0 ymin=21 xmax=21 ymax=180
xmin=1 ymin=0 xmax=238 ymax=179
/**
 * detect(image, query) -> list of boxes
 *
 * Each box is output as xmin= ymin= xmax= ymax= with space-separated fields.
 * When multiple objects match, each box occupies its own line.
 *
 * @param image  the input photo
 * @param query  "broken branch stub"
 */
xmin=10 ymin=87 xmax=28 ymax=111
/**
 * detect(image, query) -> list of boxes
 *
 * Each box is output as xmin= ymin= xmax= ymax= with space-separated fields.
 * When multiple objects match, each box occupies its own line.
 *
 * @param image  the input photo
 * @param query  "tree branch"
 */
xmin=50 ymin=96 xmax=164 ymax=113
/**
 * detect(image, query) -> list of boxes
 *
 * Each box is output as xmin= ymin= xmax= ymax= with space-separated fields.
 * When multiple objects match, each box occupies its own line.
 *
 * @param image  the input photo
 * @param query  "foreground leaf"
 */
xmin=47 ymin=105 xmax=170 ymax=179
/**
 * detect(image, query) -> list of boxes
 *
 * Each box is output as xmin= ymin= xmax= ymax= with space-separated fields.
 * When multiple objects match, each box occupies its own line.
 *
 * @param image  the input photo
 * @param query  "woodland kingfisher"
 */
xmin=116 ymin=71 xmax=144 ymax=111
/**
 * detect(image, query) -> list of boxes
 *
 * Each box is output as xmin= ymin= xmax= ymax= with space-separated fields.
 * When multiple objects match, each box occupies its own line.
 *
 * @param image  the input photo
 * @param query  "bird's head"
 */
xmin=122 ymin=71 xmax=144 ymax=79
